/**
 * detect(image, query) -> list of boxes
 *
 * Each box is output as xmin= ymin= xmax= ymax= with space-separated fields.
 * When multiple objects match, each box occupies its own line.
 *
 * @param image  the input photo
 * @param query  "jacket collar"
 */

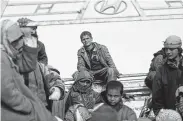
xmin=80 ymin=42 xmax=101 ymax=53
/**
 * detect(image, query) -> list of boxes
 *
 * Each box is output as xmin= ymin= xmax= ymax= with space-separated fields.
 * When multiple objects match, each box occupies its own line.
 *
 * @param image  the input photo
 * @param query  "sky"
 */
xmin=1 ymin=0 xmax=183 ymax=77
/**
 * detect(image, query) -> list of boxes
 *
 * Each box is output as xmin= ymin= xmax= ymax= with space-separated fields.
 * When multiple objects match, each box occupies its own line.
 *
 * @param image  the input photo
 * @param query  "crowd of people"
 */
xmin=1 ymin=18 xmax=183 ymax=121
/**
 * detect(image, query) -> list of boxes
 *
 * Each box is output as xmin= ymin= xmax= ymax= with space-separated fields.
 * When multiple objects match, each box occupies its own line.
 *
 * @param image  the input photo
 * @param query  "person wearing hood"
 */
xmin=64 ymin=71 xmax=101 ymax=121
xmin=17 ymin=18 xmax=65 ymax=112
xmin=1 ymin=19 xmax=62 ymax=121
xmin=17 ymin=17 xmax=48 ymax=65
xmin=152 ymin=35 xmax=183 ymax=116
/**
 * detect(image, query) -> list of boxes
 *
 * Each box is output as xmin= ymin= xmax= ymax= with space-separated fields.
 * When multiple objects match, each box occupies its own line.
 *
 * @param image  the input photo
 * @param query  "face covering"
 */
xmin=1 ymin=19 xmax=38 ymax=73
xmin=13 ymin=37 xmax=38 ymax=73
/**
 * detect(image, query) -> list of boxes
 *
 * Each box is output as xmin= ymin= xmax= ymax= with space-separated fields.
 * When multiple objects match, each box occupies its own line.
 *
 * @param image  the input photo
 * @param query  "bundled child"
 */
xmin=90 ymin=80 xmax=137 ymax=121
xmin=64 ymin=71 xmax=101 ymax=121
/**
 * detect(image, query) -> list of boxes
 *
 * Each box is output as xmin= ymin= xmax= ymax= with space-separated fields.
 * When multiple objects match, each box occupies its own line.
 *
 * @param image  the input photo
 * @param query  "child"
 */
xmin=91 ymin=80 xmax=137 ymax=121
xmin=64 ymin=71 xmax=101 ymax=121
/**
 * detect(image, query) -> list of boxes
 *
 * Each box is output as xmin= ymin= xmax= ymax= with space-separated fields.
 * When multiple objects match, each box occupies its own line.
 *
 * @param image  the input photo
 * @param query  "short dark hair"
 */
xmin=106 ymin=81 xmax=124 ymax=95
xmin=80 ymin=31 xmax=92 ymax=40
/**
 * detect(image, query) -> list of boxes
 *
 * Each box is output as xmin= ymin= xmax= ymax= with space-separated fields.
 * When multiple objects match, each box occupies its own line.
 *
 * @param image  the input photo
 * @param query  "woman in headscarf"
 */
xmin=65 ymin=71 xmax=102 ymax=121
xmin=1 ymin=19 xmax=62 ymax=121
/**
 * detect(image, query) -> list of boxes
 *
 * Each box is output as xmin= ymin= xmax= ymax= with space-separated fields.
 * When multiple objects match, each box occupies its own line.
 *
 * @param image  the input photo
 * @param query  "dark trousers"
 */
xmin=73 ymin=67 xmax=118 ymax=85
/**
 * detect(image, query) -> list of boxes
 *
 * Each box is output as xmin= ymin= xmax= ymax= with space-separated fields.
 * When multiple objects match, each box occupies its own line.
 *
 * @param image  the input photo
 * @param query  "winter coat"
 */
xmin=152 ymin=58 xmax=183 ymax=115
xmin=145 ymin=49 xmax=166 ymax=90
xmin=23 ymin=62 xmax=65 ymax=107
xmin=37 ymin=40 xmax=48 ymax=65
xmin=77 ymin=42 xmax=118 ymax=73
xmin=1 ymin=50 xmax=57 ymax=121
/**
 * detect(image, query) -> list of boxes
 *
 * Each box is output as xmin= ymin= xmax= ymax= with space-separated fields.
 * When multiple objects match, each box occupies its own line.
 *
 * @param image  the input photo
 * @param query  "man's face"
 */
xmin=107 ymin=89 xmax=121 ymax=106
xmin=165 ymin=48 xmax=179 ymax=60
xmin=81 ymin=35 xmax=93 ymax=47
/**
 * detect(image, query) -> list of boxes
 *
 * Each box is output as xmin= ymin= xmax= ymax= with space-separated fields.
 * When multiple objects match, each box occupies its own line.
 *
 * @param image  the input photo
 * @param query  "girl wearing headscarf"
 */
xmin=1 ymin=19 xmax=62 ymax=121
xmin=65 ymin=71 xmax=101 ymax=121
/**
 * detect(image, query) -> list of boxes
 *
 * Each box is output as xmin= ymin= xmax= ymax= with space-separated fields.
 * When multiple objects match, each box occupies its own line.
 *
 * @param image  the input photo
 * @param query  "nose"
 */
xmin=110 ymin=96 xmax=115 ymax=101
xmin=166 ymin=49 xmax=172 ymax=54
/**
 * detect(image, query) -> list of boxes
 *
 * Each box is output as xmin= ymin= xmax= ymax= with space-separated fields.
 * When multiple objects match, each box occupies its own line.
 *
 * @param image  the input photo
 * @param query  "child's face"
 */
xmin=106 ymin=88 xmax=121 ymax=106
xmin=78 ymin=79 xmax=91 ymax=88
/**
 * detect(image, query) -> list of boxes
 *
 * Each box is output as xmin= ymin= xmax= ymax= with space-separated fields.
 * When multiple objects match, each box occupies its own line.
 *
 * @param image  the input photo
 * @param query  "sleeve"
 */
xmin=126 ymin=108 xmax=137 ymax=121
xmin=154 ymin=55 xmax=164 ymax=71
xmin=1 ymin=59 xmax=32 ymax=114
xmin=37 ymin=41 xmax=48 ymax=65
xmin=152 ymin=67 xmax=164 ymax=115
xmin=77 ymin=50 xmax=87 ymax=71
xmin=101 ymin=45 xmax=117 ymax=69
xmin=17 ymin=45 xmax=38 ymax=73
xmin=65 ymin=110 xmax=75 ymax=121
xmin=40 ymin=63 xmax=65 ymax=99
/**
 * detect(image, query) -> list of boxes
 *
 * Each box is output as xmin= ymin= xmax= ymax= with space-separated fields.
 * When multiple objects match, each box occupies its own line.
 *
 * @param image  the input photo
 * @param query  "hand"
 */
xmin=49 ymin=87 xmax=61 ymax=101
xmin=24 ymin=36 xmax=37 ymax=48
xmin=55 ymin=116 xmax=63 ymax=121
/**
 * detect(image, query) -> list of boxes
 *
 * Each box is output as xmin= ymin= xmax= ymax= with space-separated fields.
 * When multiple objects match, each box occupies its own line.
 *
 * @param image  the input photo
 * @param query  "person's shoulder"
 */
xmin=77 ymin=46 xmax=85 ymax=54
xmin=94 ymin=42 xmax=108 ymax=49
xmin=121 ymin=104 xmax=135 ymax=113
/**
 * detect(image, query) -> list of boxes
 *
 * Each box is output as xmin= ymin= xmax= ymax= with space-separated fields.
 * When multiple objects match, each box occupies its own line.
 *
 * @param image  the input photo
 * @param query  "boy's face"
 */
xmin=106 ymin=88 xmax=121 ymax=106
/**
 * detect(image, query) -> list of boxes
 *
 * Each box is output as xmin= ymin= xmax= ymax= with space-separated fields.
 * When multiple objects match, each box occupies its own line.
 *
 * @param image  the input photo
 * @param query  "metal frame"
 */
xmin=1 ymin=0 xmax=183 ymax=26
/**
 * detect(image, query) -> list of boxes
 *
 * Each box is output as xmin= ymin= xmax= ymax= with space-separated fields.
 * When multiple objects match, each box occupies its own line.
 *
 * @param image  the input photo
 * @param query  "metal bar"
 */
xmin=1 ymin=0 xmax=9 ymax=17
xmin=3 ymin=11 xmax=80 ymax=17
xmin=131 ymin=0 xmax=145 ymax=17
xmin=24 ymin=14 xmax=183 ymax=26
xmin=7 ymin=1 xmax=86 ymax=6
xmin=142 ymin=6 xmax=183 ymax=10
xmin=76 ymin=0 xmax=91 ymax=20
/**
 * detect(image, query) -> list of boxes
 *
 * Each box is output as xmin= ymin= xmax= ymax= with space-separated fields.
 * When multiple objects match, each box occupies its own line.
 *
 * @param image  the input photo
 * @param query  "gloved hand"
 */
xmin=49 ymin=87 xmax=61 ymax=101
xmin=55 ymin=116 xmax=63 ymax=121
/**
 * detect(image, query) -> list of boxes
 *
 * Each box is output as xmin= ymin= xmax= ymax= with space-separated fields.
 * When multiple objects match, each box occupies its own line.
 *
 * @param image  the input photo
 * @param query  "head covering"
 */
xmin=156 ymin=109 xmax=182 ymax=121
xmin=17 ymin=18 xmax=37 ymax=29
xmin=164 ymin=35 xmax=182 ymax=48
xmin=176 ymin=86 xmax=183 ymax=98
xmin=47 ymin=65 xmax=60 ymax=75
xmin=1 ymin=19 xmax=23 ymax=58
xmin=73 ymin=71 xmax=93 ymax=93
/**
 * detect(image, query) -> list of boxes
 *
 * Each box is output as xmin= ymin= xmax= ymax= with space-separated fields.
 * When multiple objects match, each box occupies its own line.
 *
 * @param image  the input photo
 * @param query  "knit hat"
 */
xmin=17 ymin=18 xmax=37 ymax=29
xmin=156 ymin=109 xmax=182 ymax=121
xmin=164 ymin=35 xmax=182 ymax=48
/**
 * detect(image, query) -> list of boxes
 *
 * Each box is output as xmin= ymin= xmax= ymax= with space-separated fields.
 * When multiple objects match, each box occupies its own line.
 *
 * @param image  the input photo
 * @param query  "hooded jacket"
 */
xmin=1 ymin=19 xmax=57 ymax=121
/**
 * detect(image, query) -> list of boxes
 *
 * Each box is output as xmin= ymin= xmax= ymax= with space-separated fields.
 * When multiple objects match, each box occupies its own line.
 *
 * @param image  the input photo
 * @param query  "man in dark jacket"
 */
xmin=17 ymin=18 xmax=65 ymax=112
xmin=74 ymin=31 xmax=119 ymax=84
xmin=152 ymin=35 xmax=183 ymax=116
xmin=145 ymin=49 xmax=166 ymax=90
xmin=17 ymin=17 xmax=48 ymax=65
